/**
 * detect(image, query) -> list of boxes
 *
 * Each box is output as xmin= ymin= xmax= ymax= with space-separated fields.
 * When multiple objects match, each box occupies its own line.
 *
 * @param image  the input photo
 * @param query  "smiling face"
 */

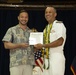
xmin=45 ymin=7 xmax=57 ymax=24
xmin=18 ymin=11 xmax=28 ymax=26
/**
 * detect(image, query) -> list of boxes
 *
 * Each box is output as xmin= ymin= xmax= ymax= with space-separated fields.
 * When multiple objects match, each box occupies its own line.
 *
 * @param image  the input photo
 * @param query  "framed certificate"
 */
xmin=29 ymin=32 xmax=43 ymax=45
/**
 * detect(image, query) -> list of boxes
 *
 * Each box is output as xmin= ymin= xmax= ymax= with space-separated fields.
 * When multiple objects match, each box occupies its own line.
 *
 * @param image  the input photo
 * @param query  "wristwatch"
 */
xmin=42 ymin=47 xmax=45 ymax=50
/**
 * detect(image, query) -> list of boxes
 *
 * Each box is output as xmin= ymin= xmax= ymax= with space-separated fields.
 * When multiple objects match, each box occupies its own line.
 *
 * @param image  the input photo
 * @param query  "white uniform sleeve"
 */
xmin=56 ymin=23 xmax=66 ymax=40
xmin=50 ymin=22 xmax=66 ymax=43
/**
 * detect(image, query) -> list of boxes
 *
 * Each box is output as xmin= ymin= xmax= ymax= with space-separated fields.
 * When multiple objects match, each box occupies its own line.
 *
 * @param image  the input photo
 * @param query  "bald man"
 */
xmin=34 ymin=6 xmax=66 ymax=75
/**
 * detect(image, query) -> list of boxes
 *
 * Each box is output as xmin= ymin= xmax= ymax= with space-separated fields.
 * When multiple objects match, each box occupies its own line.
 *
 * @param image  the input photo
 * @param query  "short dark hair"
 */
xmin=19 ymin=9 xmax=28 ymax=16
xmin=45 ymin=6 xmax=57 ymax=13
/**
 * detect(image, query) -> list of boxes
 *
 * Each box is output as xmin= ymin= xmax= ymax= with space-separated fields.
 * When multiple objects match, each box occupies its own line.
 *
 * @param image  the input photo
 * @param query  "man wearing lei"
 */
xmin=34 ymin=6 xmax=66 ymax=75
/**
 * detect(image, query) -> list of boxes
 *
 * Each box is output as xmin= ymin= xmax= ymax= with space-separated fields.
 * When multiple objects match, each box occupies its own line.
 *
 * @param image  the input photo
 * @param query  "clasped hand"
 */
xmin=34 ymin=43 xmax=43 ymax=50
xmin=20 ymin=43 xmax=29 ymax=48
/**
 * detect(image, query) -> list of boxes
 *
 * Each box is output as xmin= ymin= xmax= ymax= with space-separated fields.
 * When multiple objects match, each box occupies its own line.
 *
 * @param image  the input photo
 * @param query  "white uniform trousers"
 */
xmin=43 ymin=53 xmax=65 ymax=75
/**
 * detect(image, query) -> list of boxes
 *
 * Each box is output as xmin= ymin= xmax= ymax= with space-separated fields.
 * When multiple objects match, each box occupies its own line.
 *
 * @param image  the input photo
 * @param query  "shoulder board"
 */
xmin=56 ymin=21 xmax=63 ymax=23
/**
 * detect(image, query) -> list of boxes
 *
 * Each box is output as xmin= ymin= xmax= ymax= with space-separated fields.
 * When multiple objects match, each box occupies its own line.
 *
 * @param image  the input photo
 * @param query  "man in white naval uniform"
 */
xmin=34 ymin=6 xmax=66 ymax=75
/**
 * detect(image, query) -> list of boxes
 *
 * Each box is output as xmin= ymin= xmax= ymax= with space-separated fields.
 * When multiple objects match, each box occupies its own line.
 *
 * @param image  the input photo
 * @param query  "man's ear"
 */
xmin=55 ymin=13 xmax=57 ymax=17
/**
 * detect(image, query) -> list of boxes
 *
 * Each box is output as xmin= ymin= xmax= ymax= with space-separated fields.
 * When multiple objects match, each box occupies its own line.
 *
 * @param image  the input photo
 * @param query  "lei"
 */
xmin=42 ymin=24 xmax=52 ymax=69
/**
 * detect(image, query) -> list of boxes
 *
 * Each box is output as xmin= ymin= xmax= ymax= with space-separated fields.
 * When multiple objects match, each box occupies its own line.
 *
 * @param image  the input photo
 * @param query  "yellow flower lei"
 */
xmin=42 ymin=24 xmax=52 ymax=69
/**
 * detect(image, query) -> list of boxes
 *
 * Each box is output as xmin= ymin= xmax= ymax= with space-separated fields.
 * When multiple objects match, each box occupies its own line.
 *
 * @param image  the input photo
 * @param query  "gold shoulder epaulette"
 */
xmin=56 ymin=21 xmax=63 ymax=23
